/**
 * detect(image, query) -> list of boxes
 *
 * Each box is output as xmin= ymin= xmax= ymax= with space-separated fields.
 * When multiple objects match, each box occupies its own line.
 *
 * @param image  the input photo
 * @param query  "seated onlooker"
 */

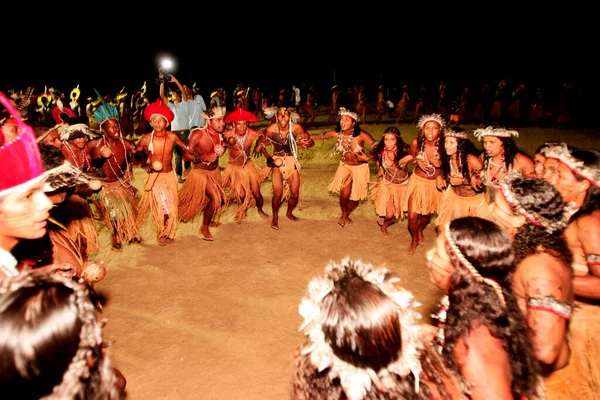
xmin=0 ymin=269 xmax=125 ymax=399
xmin=291 ymin=258 xmax=463 ymax=399
xmin=427 ymin=217 xmax=543 ymax=399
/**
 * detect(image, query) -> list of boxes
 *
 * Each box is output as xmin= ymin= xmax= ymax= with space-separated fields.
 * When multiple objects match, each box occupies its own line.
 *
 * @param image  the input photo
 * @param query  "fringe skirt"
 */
xmin=369 ymin=178 xmax=409 ymax=220
xmin=63 ymin=193 xmax=99 ymax=257
xmin=403 ymin=173 xmax=442 ymax=215
xmin=328 ymin=162 xmax=370 ymax=201
xmin=434 ymin=187 xmax=491 ymax=227
xmin=93 ymin=180 xmax=141 ymax=245
xmin=137 ymin=170 xmax=179 ymax=239
xmin=222 ymin=161 xmax=270 ymax=222
xmin=178 ymin=168 xmax=227 ymax=224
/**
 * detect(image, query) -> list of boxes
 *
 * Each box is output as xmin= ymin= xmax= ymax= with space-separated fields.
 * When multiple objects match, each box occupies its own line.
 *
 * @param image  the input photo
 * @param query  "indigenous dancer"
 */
xmin=369 ymin=126 xmax=413 ymax=236
xmin=222 ymin=106 xmax=270 ymax=223
xmin=404 ymin=114 xmax=445 ymax=254
xmin=292 ymin=258 xmax=463 ymax=400
xmin=87 ymin=101 xmax=142 ymax=251
xmin=539 ymin=143 xmax=600 ymax=398
xmin=427 ymin=217 xmax=543 ymax=400
xmin=57 ymin=123 xmax=100 ymax=258
xmin=489 ymin=172 xmax=574 ymax=374
xmin=178 ymin=106 xmax=228 ymax=241
xmin=473 ymin=125 xmax=535 ymax=204
xmin=134 ymin=99 xmax=190 ymax=246
xmin=434 ymin=127 xmax=489 ymax=228
xmin=255 ymin=106 xmax=314 ymax=230
xmin=313 ymin=107 xmax=377 ymax=228
xmin=0 ymin=92 xmax=52 ymax=281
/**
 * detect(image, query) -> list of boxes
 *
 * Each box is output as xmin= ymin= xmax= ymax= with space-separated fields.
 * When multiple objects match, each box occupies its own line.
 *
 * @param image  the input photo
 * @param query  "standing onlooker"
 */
xmin=292 ymin=84 xmax=301 ymax=109
xmin=160 ymin=73 xmax=191 ymax=183
xmin=427 ymin=217 xmax=543 ymax=399
xmin=187 ymin=83 xmax=207 ymax=130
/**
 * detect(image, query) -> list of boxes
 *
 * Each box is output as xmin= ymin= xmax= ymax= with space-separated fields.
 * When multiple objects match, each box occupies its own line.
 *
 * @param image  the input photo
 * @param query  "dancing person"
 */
xmin=404 ymin=114 xmax=446 ymax=254
xmin=178 ymin=106 xmax=228 ymax=241
xmin=0 ymin=270 xmax=125 ymax=399
xmin=434 ymin=127 xmax=489 ymax=228
xmin=326 ymin=85 xmax=340 ymax=125
xmin=87 ymin=101 xmax=142 ymax=251
xmin=57 ymin=123 xmax=100 ymax=258
xmin=489 ymin=172 xmax=574 ymax=374
xmin=254 ymin=106 xmax=314 ymax=230
xmin=427 ymin=217 xmax=543 ymax=400
xmin=134 ymin=99 xmax=191 ymax=246
xmin=301 ymin=87 xmax=317 ymax=127
xmin=313 ymin=107 xmax=377 ymax=228
xmin=395 ymin=85 xmax=409 ymax=125
xmin=369 ymin=126 xmax=413 ymax=236
xmin=292 ymin=258 xmax=463 ymax=400
xmin=222 ymin=107 xmax=270 ymax=223
xmin=473 ymin=125 xmax=535 ymax=204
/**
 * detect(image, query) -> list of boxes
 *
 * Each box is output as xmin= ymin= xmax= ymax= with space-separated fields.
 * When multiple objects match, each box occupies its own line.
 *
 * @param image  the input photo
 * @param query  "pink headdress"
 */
xmin=0 ymin=91 xmax=44 ymax=195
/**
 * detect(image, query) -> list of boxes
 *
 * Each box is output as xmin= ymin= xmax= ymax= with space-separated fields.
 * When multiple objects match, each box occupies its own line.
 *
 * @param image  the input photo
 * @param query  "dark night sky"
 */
xmin=2 ymin=9 xmax=596 ymax=110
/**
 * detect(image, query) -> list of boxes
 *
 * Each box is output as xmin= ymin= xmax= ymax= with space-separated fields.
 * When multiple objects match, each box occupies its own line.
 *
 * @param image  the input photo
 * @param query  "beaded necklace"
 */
xmin=419 ymin=145 xmax=439 ymax=178
xmin=230 ymin=131 xmax=249 ymax=165
xmin=102 ymin=136 xmax=133 ymax=189
xmin=485 ymin=157 xmax=506 ymax=185
xmin=336 ymin=131 xmax=354 ymax=163
xmin=381 ymin=147 xmax=408 ymax=185
xmin=431 ymin=295 xmax=449 ymax=353
xmin=65 ymin=142 xmax=90 ymax=171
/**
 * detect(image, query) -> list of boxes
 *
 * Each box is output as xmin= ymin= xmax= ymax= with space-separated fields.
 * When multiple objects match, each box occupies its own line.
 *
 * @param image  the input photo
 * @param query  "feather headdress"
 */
xmin=298 ymin=258 xmax=424 ymax=400
xmin=543 ymin=142 xmax=600 ymax=188
xmin=93 ymin=103 xmax=120 ymax=126
xmin=444 ymin=128 xmax=468 ymax=139
xmin=338 ymin=107 xmax=359 ymax=121
xmin=473 ymin=126 xmax=519 ymax=140
xmin=416 ymin=114 xmax=445 ymax=130
xmin=201 ymin=106 xmax=227 ymax=120
xmin=57 ymin=123 xmax=100 ymax=142
xmin=262 ymin=106 xmax=299 ymax=123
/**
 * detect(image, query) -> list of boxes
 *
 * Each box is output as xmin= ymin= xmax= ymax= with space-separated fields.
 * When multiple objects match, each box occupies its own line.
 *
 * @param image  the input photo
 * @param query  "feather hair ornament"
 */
xmin=298 ymin=258 xmax=424 ymax=400
xmin=43 ymin=161 xmax=94 ymax=192
xmin=543 ymin=141 xmax=600 ymax=188
xmin=262 ymin=106 xmax=299 ymax=123
xmin=92 ymin=88 xmax=119 ymax=126
xmin=57 ymin=123 xmax=100 ymax=142
xmin=416 ymin=113 xmax=445 ymax=130
xmin=473 ymin=126 xmax=519 ymax=140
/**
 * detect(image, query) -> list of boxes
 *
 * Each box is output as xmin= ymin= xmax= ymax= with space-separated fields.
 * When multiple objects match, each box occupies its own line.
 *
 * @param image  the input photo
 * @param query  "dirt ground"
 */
xmin=90 ymin=115 xmax=600 ymax=400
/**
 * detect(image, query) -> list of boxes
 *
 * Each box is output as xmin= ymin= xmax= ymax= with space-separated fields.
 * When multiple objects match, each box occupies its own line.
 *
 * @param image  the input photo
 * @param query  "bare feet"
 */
xmin=271 ymin=217 xmax=279 ymax=230
xmin=345 ymin=216 xmax=353 ymax=224
xmin=286 ymin=213 xmax=299 ymax=222
xmin=380 ymin=224 xmax=389 ymax=236
xmin=258 ymin=210 xmax=269 ymax=219
xmin=158 ymin=236 xmax=174 ymax=246
xmin=337 ymin=218 xmax=346 ymax=227
xmin=209 ymin=221 xmax=221 ymax=228
xmin=200 ymin=225 xmax=214 ymax=241
xmin=407 ymin=240 xmax=419 ymax=255
xmin=111 ymin=240 xmax=122 ymax=251
xmin=418 ymin=230 xmax=425 ymax=244
xmin=377 ymin=216 xmax=384 ymax=226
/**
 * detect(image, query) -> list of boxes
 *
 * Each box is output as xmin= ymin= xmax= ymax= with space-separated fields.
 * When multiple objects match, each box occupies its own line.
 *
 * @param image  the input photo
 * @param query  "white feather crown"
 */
xmin=473 ymin=126 xmax=519 ymax=140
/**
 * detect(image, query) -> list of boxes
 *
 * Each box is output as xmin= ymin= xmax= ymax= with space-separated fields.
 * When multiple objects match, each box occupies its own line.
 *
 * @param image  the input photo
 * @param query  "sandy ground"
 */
xmin=89 ymin=114 xmax=600 ymax=400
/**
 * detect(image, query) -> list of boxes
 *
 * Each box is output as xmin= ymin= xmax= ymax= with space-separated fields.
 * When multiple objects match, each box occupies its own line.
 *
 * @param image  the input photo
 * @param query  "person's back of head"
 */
xmin=292 ymin=258 xmax=452 ymax=400
xmin=0 ymin=270 xmax=124 ymax=399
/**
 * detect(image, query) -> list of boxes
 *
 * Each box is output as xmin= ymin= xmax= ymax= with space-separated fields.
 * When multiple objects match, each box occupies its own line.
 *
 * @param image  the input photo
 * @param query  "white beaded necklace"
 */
xmin=102 ymin=136 xmax=133 ymax=189
xmin=65 ymin=142 xmax=90 ymax=170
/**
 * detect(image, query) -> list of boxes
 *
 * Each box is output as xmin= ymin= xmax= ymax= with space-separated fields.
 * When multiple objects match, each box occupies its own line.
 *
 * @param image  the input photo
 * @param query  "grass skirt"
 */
xmin=63 ymin=193 xmax=99 ymax=257
xmin=403 ymin=173 xmax=442 ymax=215
xmin=434 ymin=187 xmax=490 ymax=227
xmin=93 ymin=181 xmax=141 ymax=245
xmin=369 ymin=178 xmax=409 ymax=220
xmin=327 ymin=162 xmax=370 ymax=201
xmin=222 ymin=161 xmax=270 ymax=222
xmin=137 ymin=170 xmax=178 ymax=239
xmin=178 ymin=168 xmax=227 ymax=224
